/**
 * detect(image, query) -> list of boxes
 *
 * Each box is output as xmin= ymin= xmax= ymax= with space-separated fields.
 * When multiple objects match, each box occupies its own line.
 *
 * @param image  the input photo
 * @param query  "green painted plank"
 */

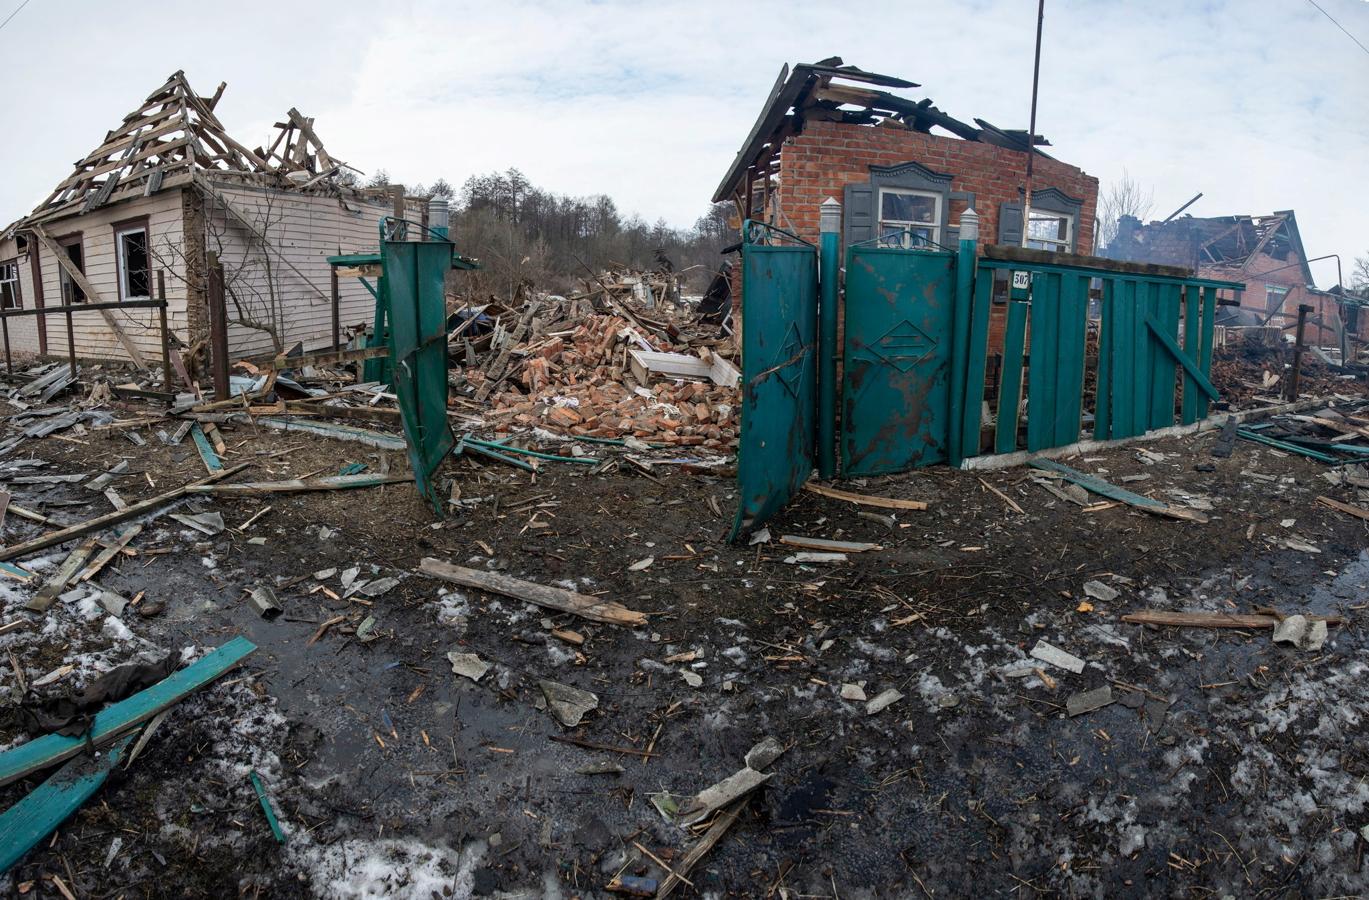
xmin=1026 ymin=272 xmax=1059 ymax=452
xmin=1094 ymin=279 xmax=1114 ymax=440
xmin=1128 ymin=280 xmax=1148 ymax=439
xmin=960 ymin=268 xmax=994 ymax=459
xmin=1144 ymin=282 xmax=1165 ymax=431
xmin=1198 ymin=286 xmax=1219 ymax=418
xmin=0 ymin=637 xmax=256 ymax=787
xmin=1181 ymin=283 xmax=1202 ymax=424
xmin=250 ymin=770 xmax=287 ymax=844
xmin=189 ymin=424 xmax=222 ymax=472
xmin=995 ymin=301 xmax=1028 ymax=455
xmin=1029 ymin=459 xmax=1207 ymax=521
xmin=1054 ymin=273 xmax=1089 ymax=447
xmin=0 ymin=734 xmax=135 ymax=874
xmin=258 ymin=418 xmax=407 ymax=451
xmin=976 ymin=259 xmax=1244 ymax=291
xmin=0 ymin=562 xmax=34 ymax=581
xmin=1148 ymin=282 xmax=1181 ymax=430
xmin=1236 ymin=428 xmax=1337 ymax=463
xmin=1144 ymin=315 xmax=1220 ymax=400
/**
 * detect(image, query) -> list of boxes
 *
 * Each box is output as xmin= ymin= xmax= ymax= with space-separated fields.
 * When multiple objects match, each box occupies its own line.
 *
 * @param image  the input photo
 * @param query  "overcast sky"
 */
xmin=1 ymin=0 xmax=1365 ymax=284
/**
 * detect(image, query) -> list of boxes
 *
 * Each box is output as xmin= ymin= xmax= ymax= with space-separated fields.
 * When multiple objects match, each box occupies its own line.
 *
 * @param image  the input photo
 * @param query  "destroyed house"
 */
xmin=1103 ymin=211 xmax=1346 ymax=347
xmin=0 ymin=72 xmax=406 ymax=369
xmin=713 ymin=59 xmax=1099 ymax=261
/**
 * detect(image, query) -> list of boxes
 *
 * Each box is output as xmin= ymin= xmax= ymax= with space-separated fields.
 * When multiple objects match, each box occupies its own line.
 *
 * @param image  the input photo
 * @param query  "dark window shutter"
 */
xmin=998 ymin=201 xmax=1023 ymax=246
xmin=844 ymin=183 xmax=874 ymax=250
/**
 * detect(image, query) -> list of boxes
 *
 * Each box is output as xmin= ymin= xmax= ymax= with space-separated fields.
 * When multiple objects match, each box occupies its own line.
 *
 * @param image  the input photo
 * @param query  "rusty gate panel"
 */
xmin=841 ymin=246 xmax=955 ymax=475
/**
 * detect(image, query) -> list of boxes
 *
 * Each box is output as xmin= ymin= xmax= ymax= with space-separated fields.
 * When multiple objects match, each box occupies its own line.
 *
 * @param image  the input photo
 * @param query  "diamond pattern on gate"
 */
xmin=871 ymin=319 xmax=936 ymax=373
xmin=774 ymin=322 xmax=806 ymax=398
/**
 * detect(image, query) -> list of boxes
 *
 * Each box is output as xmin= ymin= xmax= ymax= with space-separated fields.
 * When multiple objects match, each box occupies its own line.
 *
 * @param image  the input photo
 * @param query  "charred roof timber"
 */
xmin=1106 ymin=210 xmax=1314 ymax=286
xmin=712 ymin=57 xmax=1053 ymax=203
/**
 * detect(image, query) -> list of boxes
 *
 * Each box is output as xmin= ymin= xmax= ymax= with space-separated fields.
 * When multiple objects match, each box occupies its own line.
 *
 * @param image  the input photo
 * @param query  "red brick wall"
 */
xmin=1201 ymin=253 xmax=1341 ymax=348
xmin=775 ymin=120 xmax=1099 ymax=248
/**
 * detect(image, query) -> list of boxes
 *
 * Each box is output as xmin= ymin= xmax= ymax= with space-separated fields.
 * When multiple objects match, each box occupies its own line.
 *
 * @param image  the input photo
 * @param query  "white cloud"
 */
xmin=0 ymin=0 xmax=1365 ymax=281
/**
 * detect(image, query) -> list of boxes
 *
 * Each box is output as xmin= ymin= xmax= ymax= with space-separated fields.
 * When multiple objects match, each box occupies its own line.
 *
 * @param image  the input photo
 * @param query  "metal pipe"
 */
xmin=817 ymin=197 xmax=841 ymax=478
xmin=1161 ymin=192 xmax=1204 ymax=223
xmin=1021 ymin=0 xmax=1046 ymax=248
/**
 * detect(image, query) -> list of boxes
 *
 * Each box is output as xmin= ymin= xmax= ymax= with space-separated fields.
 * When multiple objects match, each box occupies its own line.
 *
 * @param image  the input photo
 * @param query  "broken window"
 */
xmin=1265 ymin=283 xmax=1289 ymax=312
xmin=1026 ymin=211 xmax=1073 ymax=253
xmin=115 ymin=225 xmax=151 ymax=300
xmin=58 ymin=239 xmax=85 ymax=304
xmin=0 ymin=259 xmax=20 ymax=310
xmin=877 ymin=188 xmax=940 ymax=249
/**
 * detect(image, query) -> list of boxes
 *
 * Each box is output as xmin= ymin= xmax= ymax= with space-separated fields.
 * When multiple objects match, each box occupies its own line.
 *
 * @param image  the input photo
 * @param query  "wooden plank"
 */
xmin=995 ymin=300 xmax=1028 ymax=455
xmin=1094 ymin=278 xmax=1115 ymax=440
xmin=78 ymin=525 xmax=143 ymax=582
xmin=1198 ymin=286 xmax=1219 ymax=419
xmin=1316 ymin=495 xmax=1369 ymax=521
xmin=27 ymin=225 xmax=149 ymax=369
xmin=417 ymin=558 xmax=648 ymax=626
xmin=0 ymin=734 xmax=135 ymax=874
xmin=26 ymin=541 xmax=97 ymax=612
xmin=1180 ymin=284 xmax=1202 ymax=425
xmin=778 ymin=535 xmax=881 ymax=552
xmin=1028 ymin=459 xmax=1207 ymax=522
xmin=1027 ymin=271 xmax=1059 ymax=452
xmin=1147 ymin=283 xmax=1181 ymax=430
xmin=187 ymin=473 xmax=412 ymax=495
xmin=658 ymin=799 xmax=746 ymax=898
xmin=1121 ymin=610 xmax=1343 ymax=629
xmin=960 ymin=270 xmax=994 ymax=458
xmin=257 ymin=417 xmax=406 ymax=451
xmin=1055 ymin=273 xmax=1089 ymax=447
xmin=1145 ymin=314 xmax=1220 ymax=401
xmin=1126 ymin=280 xmax=1147 ymax=439
xmin=802 ymin=481 xmax=928 ymax=511
xmin=0 ymin=464 xmax=249 ymax=563
xmin=190 ymin=423 xmax=222 ymax=472
xmin=272 ymin=345 xmax=390 ymax=370
xmin=0 ymin=637 xmax=256 ymax=787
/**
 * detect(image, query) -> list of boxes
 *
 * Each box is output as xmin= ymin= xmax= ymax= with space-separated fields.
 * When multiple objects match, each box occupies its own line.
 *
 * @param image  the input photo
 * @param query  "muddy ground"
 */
xmin=1 ymin=394 xmax=1368 ymax=898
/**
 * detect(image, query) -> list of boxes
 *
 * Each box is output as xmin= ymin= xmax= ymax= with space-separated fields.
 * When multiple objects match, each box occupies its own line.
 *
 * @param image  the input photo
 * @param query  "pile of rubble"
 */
xmin=452 ymin=287 xmax=740 ymax=449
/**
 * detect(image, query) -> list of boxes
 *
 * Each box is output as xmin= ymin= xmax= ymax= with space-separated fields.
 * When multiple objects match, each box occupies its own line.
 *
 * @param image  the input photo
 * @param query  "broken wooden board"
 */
xmin=258 ymin=417 xmax=407 ymax=451
xmin=187 ymin=473 xmax=413 ymax=495
xmin=0 ymin=733 xmax=135 ymax=874
xmin=1028 ymin=459 xmax=1207 ymax=522
xmin=778 ymin=535 xmax=881 ymax=553
xmin=79 ymin=526 xmax=143 ymax=583
xmin=26 ymin=541 xmax=98 ymax=612
xmin=0 ymin=636 xmax=256 ymax=787
xmin=0 ymin=463 xmax=249 ymax=563
xmin=189 ymin=423 xmax=223 ymax=473
xmin=628 ymin=348 xmax=740 ymax=388
xmin=677 ymin=767 xmax=771 ymax=826
xmin=1315 ymin=495 xmax=1369 ymax=522
xmin=417 ymin=558 xmax=647 ymax=626
xmin=658 ymin=799 xmax=745 ymax=898
xmin=802 ymin=482 xmax=928 ymax=511
xmin=1121 ymin=610 xmax=1344 ymax=629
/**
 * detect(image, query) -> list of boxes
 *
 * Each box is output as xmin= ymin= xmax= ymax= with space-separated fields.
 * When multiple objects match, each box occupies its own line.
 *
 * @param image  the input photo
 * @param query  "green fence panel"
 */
xmin=1198 ymin=286 xmax=1220 ymax=419
xmin=730 ymin=234 xmax=818 ymax=540
xmin=841 ymin=247 xmax=955 ymax=475
xmin=1180 ymin=284 xmax=1202 ymax=424
xmin=995 ymin=300 xmax=1028 ymax=455
xmin=1147 ymin=282 xmax=1180 ymax=430
xmin=960 ymin=268 xmax=994 ymax=458
xmin=1127 ymin=280 xmax=1149 ymax=439
xmin=1026 ymin=272 xmax=1059 ymax=452
xmin=383 ymin=240 xmax=456 ymax=513
xmin=1054 ymin=273 xmax=1089 ymax=447
xmin=1094 ymin=278 xmax=1114 ymax=440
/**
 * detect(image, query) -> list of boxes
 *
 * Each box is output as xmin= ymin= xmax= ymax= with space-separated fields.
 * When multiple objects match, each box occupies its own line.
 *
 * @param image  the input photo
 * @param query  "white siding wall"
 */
xmin=206 ymin=185 xmax=392 ymax=357
xmin=3 ymin=191 xmax=187 ymax=363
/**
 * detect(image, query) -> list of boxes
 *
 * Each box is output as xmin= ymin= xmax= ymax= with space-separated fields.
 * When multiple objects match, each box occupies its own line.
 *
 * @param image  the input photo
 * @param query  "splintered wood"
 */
xmin=418 ymin=558 xmax=647 ymax=626
xmin=475 ymin=312 xmax=739 ymax=449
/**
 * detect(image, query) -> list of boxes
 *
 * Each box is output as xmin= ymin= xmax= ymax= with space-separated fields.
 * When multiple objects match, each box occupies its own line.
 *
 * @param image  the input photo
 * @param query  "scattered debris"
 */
xmin=865 ymin=688 xmax=904 ymax=715
xmin=1272 ymin=614 xmax=1329 ymax=651
xmin=538 ymin=680 xmax=599 ymax=727
xmin=1066 ymin=685 xmax=1114 ymax=717
xmin=418 ymin=558 xmax=648 ymax=626
xmin=1030 ymin=640 xmax=1086 ymax=674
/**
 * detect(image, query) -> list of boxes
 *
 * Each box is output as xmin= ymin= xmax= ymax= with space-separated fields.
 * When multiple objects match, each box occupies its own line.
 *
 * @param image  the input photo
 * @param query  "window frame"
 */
xmin=111 ymin=215 xmax=152 ymax=302
xmin=0 ymin=258 xmax=21 ymax=310
xmin=876 ymin=187 xmax=942 ymax=250
xmin=1025 ymin=209 xmax=1075 ymax=253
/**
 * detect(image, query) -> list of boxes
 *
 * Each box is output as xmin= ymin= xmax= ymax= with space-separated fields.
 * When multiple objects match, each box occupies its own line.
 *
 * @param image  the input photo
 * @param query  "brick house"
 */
xmin=1102 ymin=211 xmax=1347 ymax=349
xmin=713 ymin=59 xmax=1099 ymax=266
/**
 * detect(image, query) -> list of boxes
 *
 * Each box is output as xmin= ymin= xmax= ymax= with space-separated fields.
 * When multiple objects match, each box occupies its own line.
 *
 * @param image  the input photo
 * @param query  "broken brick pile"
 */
xmin=477 ymin=313 xmax=739 ymax=448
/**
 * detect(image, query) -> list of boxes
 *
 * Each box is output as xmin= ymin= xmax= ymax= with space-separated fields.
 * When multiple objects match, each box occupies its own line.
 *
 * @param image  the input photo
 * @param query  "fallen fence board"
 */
xmin=418 ymin=558 xmax=647 ymax=626
xmin=0 ymin=463 xmax=249 ymax=563
xmin=1121 ymin=610 xmax=1344 ymax=629
xmin=1028 ymin=459 xmax=1206 ymax=522
xmin=802 ymin=482 xmax=928 ymax=511
xmin=1315 ymin=495 xmax=1369 ymax=521
xmin=190 ymin=423 xmax=223 ymax=473
xmin=0 ymin=734 xmax=135 ymax=874
xmin=187 ymin=473 xmax=413 ymax=495
xmin=778 ymin=535 xmax=881 ymax=552
xmin=0 ymin=636 xmax=256 ymax=787
xmin=258 ymin=417 xmax=407 ymax=451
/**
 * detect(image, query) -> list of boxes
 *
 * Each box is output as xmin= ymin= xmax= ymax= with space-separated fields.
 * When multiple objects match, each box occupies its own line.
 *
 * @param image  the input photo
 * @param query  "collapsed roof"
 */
xmin=713 ymin=57 xmax=1052 ymax=203
xmin=26 ymin=71 xmax=356 ymax=226
xmin=1107 ymin=211 xmax=1314 ymax=286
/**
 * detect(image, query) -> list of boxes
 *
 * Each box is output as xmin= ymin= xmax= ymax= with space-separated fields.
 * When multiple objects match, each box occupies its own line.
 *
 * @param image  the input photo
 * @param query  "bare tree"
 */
xmin=1352 ymin=253 xmax=1369 ymax=296
xmin=1094 ymin=169 xmax=1155 ymax=252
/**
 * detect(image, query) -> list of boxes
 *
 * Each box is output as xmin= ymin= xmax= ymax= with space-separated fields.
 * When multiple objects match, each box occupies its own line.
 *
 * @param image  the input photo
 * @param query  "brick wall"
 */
xmin=1201 ymin=253 xmax=1341 ymax=348
xmin=774 ymin=120 xmax=1099 ymax=248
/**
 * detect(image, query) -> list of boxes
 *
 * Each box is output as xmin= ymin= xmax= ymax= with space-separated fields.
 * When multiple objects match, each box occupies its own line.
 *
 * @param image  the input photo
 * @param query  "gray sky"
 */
xmin=2 ymin=0 xmax=1366 ymax=285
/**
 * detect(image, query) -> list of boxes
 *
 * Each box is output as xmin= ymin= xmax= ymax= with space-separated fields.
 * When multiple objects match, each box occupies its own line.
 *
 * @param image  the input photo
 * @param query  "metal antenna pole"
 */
xmin=1022 ymin=0 xmax=1045 ymax=248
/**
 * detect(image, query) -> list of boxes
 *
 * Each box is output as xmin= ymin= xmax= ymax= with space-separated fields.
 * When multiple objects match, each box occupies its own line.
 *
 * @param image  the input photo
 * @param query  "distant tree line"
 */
xmin=356 ymin=168 xmax=737 ymax=300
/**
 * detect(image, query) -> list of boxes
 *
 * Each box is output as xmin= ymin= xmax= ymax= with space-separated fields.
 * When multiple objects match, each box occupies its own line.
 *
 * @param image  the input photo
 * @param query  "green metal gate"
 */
xmin=841 ymin=245 xmax=956 ymax=475
xmin=729 ymin=224 xmax=818 ymax=541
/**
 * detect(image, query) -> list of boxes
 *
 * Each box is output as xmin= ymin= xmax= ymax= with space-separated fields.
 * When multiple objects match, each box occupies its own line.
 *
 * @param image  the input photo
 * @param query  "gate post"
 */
xmin=817 ymin=198 xmax=841 ymax=479
xmin=949 ymin=208 xmax=979 ymax=466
